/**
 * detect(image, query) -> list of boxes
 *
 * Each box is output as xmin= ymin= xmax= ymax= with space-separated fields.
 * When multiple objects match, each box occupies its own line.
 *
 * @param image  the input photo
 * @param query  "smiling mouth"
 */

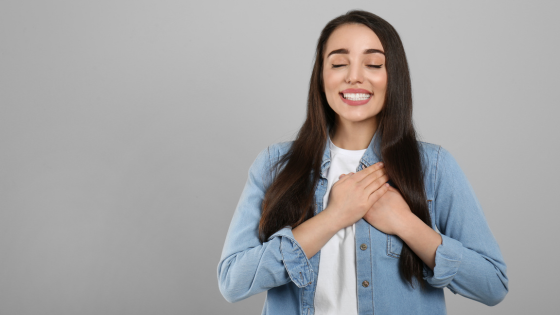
xmin=340 ymin=93 xmax=372 ymax=101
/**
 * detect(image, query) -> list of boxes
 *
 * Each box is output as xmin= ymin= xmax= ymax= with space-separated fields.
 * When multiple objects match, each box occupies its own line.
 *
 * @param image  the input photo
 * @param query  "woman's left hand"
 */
xmin=363 ymin=185 xmax=413 ymax=236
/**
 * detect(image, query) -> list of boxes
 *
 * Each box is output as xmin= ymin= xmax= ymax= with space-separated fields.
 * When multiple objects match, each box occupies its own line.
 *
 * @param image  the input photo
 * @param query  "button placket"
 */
xmin=355 ymin=216 xmax=374 ymax=313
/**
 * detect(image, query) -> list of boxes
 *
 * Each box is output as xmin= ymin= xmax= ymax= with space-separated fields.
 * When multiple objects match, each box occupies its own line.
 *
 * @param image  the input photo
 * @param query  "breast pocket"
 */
xmin=386 ymin=200 xmax=433 ymax=258
xmin=386 ymin=234 xmax=404 ymax=258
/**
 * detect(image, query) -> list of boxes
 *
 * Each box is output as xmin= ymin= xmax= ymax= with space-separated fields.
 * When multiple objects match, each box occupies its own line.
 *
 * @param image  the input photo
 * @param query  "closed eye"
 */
xmin=332 ymin=64 xmax=383 ymax=69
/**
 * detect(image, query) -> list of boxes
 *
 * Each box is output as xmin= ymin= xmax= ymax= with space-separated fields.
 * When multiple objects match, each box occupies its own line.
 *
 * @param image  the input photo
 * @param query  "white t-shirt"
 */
xmin=314 ymin=138 xmax=366 ymax=315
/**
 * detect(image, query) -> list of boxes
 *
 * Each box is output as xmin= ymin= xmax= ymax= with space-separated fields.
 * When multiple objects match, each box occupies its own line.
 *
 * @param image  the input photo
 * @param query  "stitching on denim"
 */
xmin=433 ymin=146 xmax=443 ymax=233
xmin=309 ymin=251 xmax=320 ymax=314
xmin=438 ymin=235 xmax=463 ymax=262
xmin=276 ymin=235 xmax=313 ymax=288
xmin=427 ymin=200 xmax=435 ymax=227
xmin=369 ymin=226 xmax=374 ymax=313
xmin=387 ymin=234 xmax=401 ymax=258
xmin=438 ymin=253 xmax=462 ymax=262
xmin=279 ymin=237 xmax=300 ymax=287
xmin=433 ymin=249 xmax=462 ymax=282
xmin=284 ymin=235 xmax=313 ymax=274
xmin=262 ymin=145 xmax=271 ymax=189
xmin=301 ymin=288 xmax=305 ymax=315
xmin=434 ymin=145 xmax=441 ymax=198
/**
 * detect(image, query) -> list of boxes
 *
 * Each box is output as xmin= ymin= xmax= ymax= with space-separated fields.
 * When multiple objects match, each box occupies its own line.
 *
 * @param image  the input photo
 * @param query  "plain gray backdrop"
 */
xmin=1 ymin=0 xmax=558 ymax=314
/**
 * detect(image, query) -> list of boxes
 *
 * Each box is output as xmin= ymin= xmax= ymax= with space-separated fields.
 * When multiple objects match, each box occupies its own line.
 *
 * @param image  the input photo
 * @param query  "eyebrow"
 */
xmin=327 ymin=48 xmax=385 ymax=58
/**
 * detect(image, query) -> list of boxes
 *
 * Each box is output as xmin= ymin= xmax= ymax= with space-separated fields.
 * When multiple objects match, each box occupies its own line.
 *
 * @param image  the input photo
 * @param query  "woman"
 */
xmin=217 ymin=10 xmax=508 ymax=315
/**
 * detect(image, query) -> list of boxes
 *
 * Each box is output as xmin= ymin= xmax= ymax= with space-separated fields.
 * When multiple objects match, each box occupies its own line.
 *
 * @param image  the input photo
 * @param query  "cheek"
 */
xmin=371 ymin=72 xmax=388 ymax=94
xmin=322 ymin=75 xmax=341 ymax=108
xmin=322 ymin=71 xmax=336 ymax=92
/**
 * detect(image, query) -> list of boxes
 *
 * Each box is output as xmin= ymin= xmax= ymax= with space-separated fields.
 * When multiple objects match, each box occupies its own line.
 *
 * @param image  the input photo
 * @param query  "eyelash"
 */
xmin=332 ymin=64 xmax=383 ymax=69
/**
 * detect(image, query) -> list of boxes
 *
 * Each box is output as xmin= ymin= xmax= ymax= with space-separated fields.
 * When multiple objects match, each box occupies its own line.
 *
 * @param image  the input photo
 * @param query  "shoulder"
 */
xmin=245 ymin=141 xmax=295 ymax=190
xmin=268 ymin=141 xmax=294 ymax=157
xmin=417 ymin=140 xmax=458 ymax=168
xmin=418 ymin=141 xmax=467 ymax=192
xmin=250 ymin=140 xmax=294 ymax=177
xmin=255 ymin=140 xmax=294 ymax=165
xmin=417 ymin=141 xmax=464 ymax=198
xmin=417 ymin=140 xmax=442 ymax=173
xmin=417 ymin=140 xmax=442 ymax=159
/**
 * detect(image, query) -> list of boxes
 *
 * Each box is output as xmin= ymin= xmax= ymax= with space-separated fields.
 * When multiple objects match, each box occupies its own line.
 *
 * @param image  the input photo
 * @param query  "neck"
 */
xmin=330 ymin=116 xmax=378 ymax=150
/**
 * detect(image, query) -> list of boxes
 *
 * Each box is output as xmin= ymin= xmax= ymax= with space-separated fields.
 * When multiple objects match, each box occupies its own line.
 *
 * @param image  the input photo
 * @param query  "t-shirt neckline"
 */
xmin=329 ymin=138 xmax=367 ymax=157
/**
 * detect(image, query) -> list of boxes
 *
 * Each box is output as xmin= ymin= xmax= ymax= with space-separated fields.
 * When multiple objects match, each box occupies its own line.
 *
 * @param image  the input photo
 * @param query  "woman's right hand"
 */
xmin=325 ymin=161 xmax=389 ymax=230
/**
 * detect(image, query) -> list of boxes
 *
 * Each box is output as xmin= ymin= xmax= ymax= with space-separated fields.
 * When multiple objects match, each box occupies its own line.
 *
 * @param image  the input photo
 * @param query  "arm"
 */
xmin=423 ymin=146 xmax=509 ymax=306
xmin=397 ymin=208 xmax=442 ymax=270
xmin=295 ymin=161 xmax=390 ymax=259
xmin=218 ymin=145 xmax=390 ymax=302
xmin=363 ymin=184 xmax=443 ymax=270
xmin=217 ymin=145 xmax=314 ymax=303
xmin=292 ymin=207 xmax=340 ymax=259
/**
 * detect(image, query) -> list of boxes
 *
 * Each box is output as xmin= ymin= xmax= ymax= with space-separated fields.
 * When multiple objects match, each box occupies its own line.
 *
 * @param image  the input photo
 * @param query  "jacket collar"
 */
xmin=320 ymin=128 xmax=383 ymax=179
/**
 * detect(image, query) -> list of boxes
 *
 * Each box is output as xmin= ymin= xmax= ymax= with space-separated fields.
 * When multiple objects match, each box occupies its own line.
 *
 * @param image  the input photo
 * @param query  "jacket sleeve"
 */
xmin=422 ymin=146 xmax=509 ymax=306
xmin=217 ymin=145 xmax=314 ymax=303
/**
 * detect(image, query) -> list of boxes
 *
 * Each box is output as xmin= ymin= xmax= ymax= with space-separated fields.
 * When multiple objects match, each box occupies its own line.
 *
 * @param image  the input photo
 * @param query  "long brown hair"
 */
xmin=259 ymin=10 xmax=431 ymax=289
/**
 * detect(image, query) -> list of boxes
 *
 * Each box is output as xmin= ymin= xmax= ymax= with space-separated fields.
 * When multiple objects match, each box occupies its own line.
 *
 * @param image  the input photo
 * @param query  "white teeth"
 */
xmin=343 ymin=93 xmax=372 ymax=101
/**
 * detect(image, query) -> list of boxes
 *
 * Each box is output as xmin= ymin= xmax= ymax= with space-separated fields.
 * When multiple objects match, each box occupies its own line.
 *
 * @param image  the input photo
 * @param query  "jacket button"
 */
xmin=360 ymin=243 xmax=367 ymax=250
xmin=362 ymin=280 xmax=369 ymax=288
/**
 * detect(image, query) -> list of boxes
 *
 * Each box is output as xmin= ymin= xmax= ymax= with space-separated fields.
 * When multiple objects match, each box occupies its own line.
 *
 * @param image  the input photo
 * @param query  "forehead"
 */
xmin=324 ymin=23 xmax=384 ymax=57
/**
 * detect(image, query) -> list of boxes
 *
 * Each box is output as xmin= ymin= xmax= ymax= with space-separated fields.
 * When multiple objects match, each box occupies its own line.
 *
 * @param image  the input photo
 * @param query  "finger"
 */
xmin=368 ymin=182 xmax=389 ymax=203
xmin=352 ymin=161 xmax=384 ymax=182
xmin=335 ymin=172 xmax=354 ymax=185
xmin=364 ymin=174 xmax=390 ymax=197
xmin=357 ymin=167 xmax=387 ymax=187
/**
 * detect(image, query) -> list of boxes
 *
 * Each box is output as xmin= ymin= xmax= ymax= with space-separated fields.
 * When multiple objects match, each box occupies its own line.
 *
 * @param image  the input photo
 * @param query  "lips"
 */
xmin=339 ymin=88 xmax=372 ymax=105
xmin=341 ymin=88 xmax=372 ymax=94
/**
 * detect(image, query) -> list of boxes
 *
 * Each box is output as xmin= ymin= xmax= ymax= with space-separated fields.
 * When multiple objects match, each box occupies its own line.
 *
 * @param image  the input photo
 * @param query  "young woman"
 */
xmin=217 ymin=10 xmax=508 ymax=315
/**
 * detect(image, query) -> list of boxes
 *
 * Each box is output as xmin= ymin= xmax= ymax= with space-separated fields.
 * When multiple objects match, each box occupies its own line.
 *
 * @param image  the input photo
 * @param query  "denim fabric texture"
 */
xmin=217 ymin=132 xmax=509 ymax=315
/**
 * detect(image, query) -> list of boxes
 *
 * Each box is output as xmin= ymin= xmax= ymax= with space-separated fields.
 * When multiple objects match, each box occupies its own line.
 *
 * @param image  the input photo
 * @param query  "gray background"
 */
xmin=1 ymin=0 xmax=558 ymax=314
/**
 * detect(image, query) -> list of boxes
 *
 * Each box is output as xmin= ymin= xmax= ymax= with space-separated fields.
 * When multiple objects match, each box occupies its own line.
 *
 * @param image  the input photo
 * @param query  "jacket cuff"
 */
xmin=423 ymin=234 xmax=463 ymax=288
xmin=268 ymin=226 xmax=314 ymax=288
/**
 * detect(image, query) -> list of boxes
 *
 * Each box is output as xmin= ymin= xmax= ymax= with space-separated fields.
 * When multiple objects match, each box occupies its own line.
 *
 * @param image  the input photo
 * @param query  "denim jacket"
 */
xmin=217 ymin=132 xmax=508 ymax=315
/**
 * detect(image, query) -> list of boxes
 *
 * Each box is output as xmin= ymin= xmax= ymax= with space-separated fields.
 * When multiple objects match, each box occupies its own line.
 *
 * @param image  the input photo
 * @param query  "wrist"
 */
xmin=322 ymin=205 xmax=345 ymax=232
xmin=395 ymin=211 xmax=421 ymax=240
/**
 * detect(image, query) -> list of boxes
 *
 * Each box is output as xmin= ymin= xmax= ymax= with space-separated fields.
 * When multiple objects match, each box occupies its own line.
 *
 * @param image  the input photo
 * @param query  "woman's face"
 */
xmin=322 ymin=23 xmax=387 ymax=128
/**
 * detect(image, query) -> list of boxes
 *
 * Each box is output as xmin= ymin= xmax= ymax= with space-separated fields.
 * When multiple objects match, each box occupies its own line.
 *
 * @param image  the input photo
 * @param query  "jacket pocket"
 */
xmin=387 ymin=234 xmax=404 ymax=258
xmin=387 ymin=200 xmax=433 ymax=258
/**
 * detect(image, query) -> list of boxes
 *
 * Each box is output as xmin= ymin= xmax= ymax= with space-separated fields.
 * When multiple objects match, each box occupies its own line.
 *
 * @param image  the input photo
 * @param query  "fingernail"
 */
xmin=379 ymin=162 xmax=384 ymax=167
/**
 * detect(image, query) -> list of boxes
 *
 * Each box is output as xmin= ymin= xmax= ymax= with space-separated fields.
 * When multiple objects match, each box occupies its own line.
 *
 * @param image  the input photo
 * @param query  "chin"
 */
xmin=340 ymin=116 xmax=376 ymax=124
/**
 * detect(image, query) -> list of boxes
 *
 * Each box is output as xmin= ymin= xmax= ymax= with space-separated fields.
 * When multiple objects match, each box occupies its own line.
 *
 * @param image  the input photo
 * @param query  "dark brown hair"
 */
xmin=258 ymin=10 xmax=431 ymax=289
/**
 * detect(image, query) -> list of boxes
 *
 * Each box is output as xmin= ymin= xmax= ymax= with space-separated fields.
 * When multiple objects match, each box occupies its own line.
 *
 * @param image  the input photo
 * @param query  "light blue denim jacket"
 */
xmin=217 ymin=132 xmax=508 ymax=315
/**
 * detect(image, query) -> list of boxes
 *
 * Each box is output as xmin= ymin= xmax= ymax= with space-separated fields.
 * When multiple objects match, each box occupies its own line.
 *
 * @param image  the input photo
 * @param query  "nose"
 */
xmin=345 ymin=64 xmax=364 ymax=84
